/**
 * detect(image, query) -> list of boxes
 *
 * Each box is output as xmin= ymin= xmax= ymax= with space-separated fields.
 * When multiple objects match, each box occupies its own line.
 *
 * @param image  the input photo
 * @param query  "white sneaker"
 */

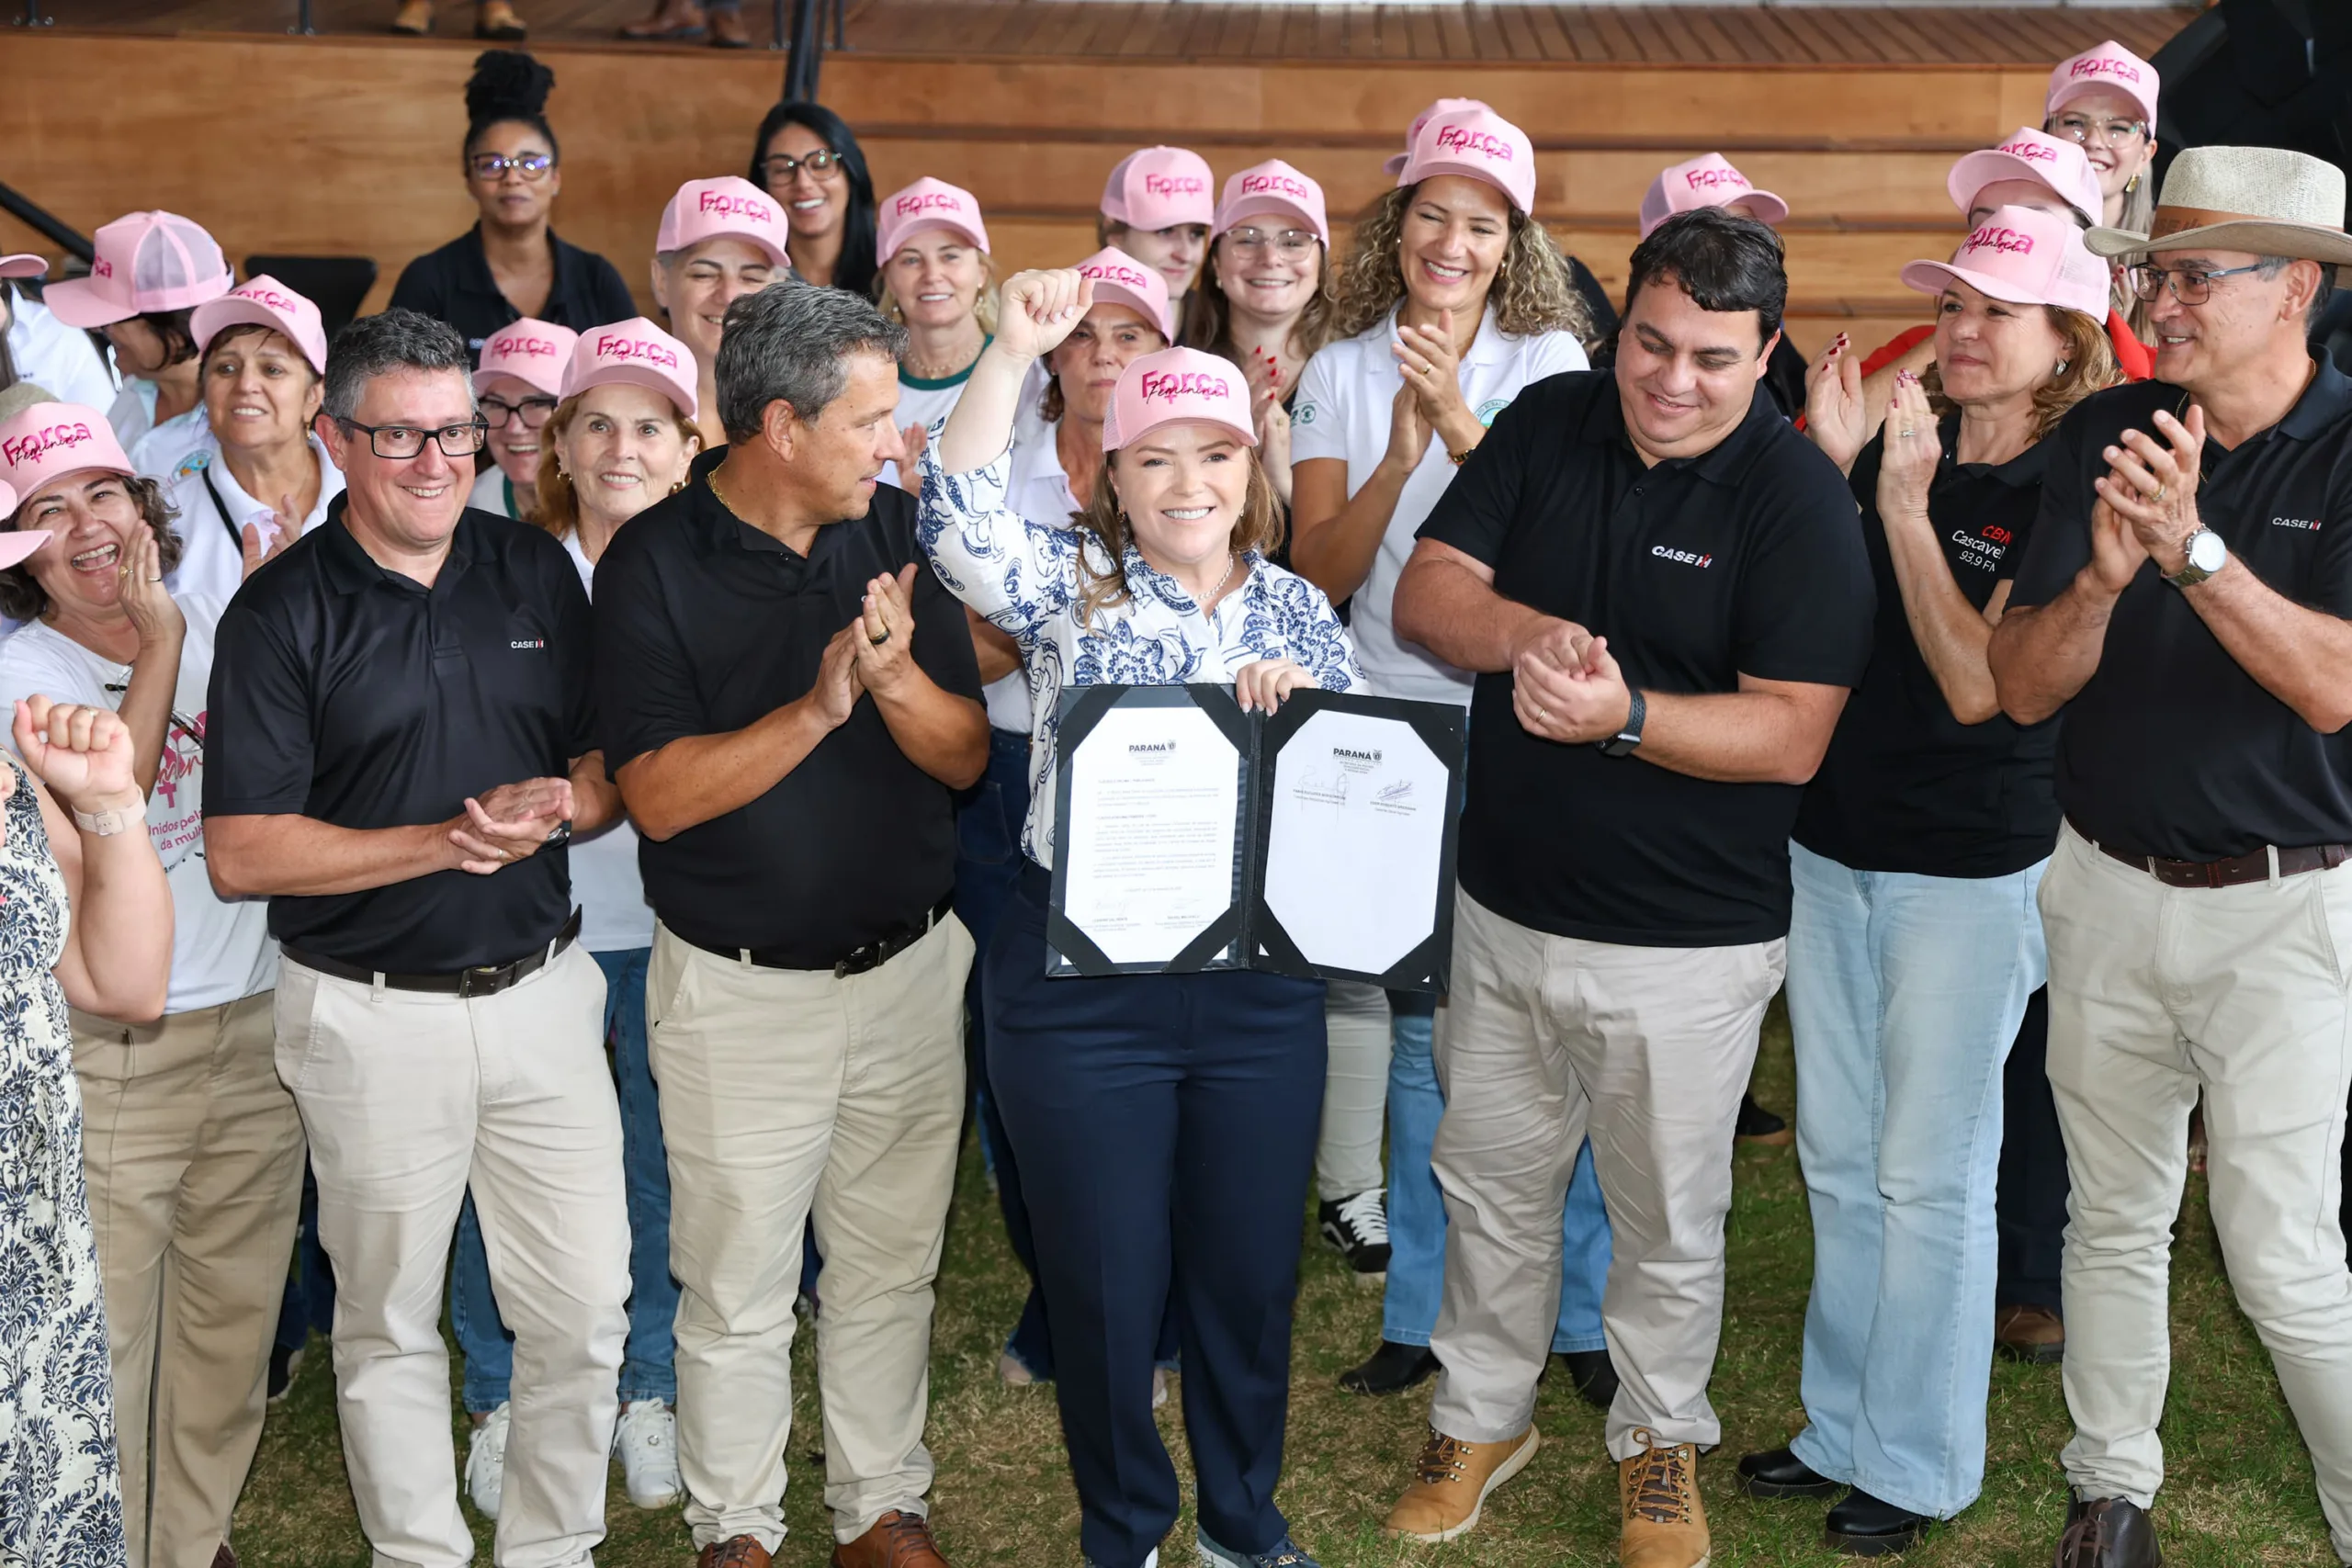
xmin=464 ymin=1402 xmax=511 ymax=1521
xmin=613 ymin=1397 xmax=683 ymax=1510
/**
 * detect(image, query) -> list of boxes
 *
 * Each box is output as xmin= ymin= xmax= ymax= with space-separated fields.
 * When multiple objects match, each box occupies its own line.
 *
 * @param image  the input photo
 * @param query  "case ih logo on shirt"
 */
xmin=1240 ymin=173 xmax=1310 ymax=199
xmin=893 ymin=191 xmax=964 ymax=219
xmin=593 ymin=333 xmax=681 ymax=370
xmin=1998 ymin=138 xmax=2059 ymax=163
xmin=2 ymin=421 xmax=96 ymax=469
xmin=1685 ymin=167 xmax=1751 ymax=190
xmin=1138 ymin=369 xmax=1231 ymax=402
xmin=2071 ymin=56 xmax=2143 ymax=85
xmin=1081 ymin=260 xmax=1153 ymax=290
xmin=1651 ymin=544 xmax=1713 ymax=568
xmin=1435 ymin=125 xmax=1513 ymax=163
xmin=1964 ymin=225 xmax=2036 ymax=258
xmin=2273 ymin=516 xmax=2322 ymax=531
xmin=491 ymin=332 xmax=563 ymax=361
xmin=698 ymin=189 xmax=776 ymax=224
xmin=1144 ymin=175 xmax=1206 ymax=197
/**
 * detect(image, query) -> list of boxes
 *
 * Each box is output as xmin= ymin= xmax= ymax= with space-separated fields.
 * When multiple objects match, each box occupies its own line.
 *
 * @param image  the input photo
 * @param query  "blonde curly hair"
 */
xmin=1333 ymin=184 xmax=1597 ymax=348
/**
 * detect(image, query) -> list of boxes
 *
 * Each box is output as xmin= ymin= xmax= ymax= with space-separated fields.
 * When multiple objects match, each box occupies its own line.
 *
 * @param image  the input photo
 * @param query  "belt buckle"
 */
xmin=458 ymin=964 xmax=507 ymax=999
xmin=834 ymin=942 xmax=878 ymax=979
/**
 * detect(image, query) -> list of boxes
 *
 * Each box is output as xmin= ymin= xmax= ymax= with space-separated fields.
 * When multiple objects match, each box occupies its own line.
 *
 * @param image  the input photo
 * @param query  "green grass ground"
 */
xmin=228 ymin=1001 xmax=2342 ymax=1565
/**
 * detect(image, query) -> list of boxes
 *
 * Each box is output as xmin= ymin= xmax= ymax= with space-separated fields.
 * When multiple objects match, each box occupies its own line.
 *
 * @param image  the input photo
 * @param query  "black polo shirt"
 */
xmin=387 ymin=224 xmax=638 ymax=355
xmin=204 ymin=501 xmax=594 ymax=971
xmin=1794 ymin=417 xmax=2060 ymax=877
xmin=594 ymin=453 xmax=983 ymax=959
xmin=2007 ymin=355 xmax=2352 ymax=860
xmin=1419 ymin=370 xmax=1875 ymax=947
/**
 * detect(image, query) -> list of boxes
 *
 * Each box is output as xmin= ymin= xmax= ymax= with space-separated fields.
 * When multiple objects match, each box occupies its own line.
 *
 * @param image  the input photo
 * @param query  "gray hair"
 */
xmin=715 ymin=279 xmax=907 ymax=445
xmin=2256 ymin=254 xmax=2338 ymax=326
xmin=322 ymin=308 xmax=477 ymax=423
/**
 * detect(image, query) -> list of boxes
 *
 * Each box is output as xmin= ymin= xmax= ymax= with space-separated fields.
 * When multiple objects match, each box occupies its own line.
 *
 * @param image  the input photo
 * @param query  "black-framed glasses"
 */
xmin=480 ymin=394 xmax=559 ymax=430
xmin=336 ymin=417 xmax=490 ymax=459
xmin=2045 ymin=112 xmax=2149 ymax=149
xmin=761 ymin=149 xmax=841 ymax=184
xmin=2128 ymin=262 xmax=2267 ymax=305
xmin=1225 ymin=227 xmax=1317 ymax=257
xmin=468 ymin=152 xmax=554 ymax=181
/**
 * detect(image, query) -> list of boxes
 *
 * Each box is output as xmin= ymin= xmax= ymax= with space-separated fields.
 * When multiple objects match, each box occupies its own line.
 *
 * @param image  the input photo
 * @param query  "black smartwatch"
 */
xmin=1598 ymin=689 xmax=1646 ymax=757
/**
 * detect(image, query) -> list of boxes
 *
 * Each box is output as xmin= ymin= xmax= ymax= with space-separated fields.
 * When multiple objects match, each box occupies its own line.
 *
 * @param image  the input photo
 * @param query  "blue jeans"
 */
xmin=1384 ymin=995 xmax=1610 ymax=1354
xmin=451 ymin=946 xmax=676 ymax=1410
xmin=1785 ymin=843 xmax=2046 ymax=1518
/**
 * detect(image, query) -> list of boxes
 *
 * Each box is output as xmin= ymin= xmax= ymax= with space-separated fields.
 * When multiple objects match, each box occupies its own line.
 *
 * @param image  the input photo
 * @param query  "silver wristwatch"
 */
xmin=2164 ymin=528 xmax=2228 ymax=588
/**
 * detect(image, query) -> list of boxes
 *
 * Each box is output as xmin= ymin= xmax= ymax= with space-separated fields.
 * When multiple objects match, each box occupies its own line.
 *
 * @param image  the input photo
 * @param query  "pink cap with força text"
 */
xmin=1102 ymin=147 xmax=1216 ymax=233
xmin=1947 ymin=129 xmax=2106 ymax=228
xmin=877 ymin=177 xmax=990 ymax=265
xmin=476 ymin=319 xmax=580 ymax=399
xmin=0 ymin=255 xmax=46 ymax=281
xmin=1102 ymin=346 xmax=1257 ymax=455
xmin=1384 ymin=98 xmax=1491 ymax=178
xmin=1396 ymin=104 xmax=1536 ymax=216
xmin=192 ymin=276 xmax=330 ymax=376
xmin=1899 ymin=205 xmax=2111 ymax=319
xmin=1213 ymin=161 xmax=1329 ymax=246
xmin=561 ymin=317 xmax=699 ymax=422
xmin=1072 ymin=247 xmax=1175 ymax=341
xmin=42 ymin=211 xmax=233 ymax=329
xmin=0 ymin=402 xmax=134 ymax=518
xmin=1638 ymin=153 xmax=1791 ymax=239
xmin=656 ymin=176 xmax=792 ymax=270
xmin=2047 ymin=39 xmax=2159 ymax=129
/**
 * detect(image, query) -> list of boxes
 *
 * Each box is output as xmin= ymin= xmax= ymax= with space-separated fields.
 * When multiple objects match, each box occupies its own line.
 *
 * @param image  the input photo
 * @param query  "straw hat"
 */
xmin=2086 ymin=145 xmax=2352 ymax=273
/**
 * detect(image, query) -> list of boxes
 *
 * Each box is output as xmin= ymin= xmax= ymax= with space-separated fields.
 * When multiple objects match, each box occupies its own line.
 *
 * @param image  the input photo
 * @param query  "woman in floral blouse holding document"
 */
xmin=920 ymin=267 xmax=1355 ymax=1568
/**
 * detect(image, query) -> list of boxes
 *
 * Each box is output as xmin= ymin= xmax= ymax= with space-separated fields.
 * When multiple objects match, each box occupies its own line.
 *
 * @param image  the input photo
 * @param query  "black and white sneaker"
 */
xmin=1318 ymin=1189 xmax=1391 ymax=1280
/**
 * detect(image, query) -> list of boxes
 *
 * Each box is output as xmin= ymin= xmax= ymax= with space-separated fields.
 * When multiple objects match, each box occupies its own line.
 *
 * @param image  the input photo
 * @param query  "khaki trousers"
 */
xmin=1428 ymin=891 xmax=1784 ymax=1460
xmin=2041 ymin=824 xmax=2352 ymax=1561
xmin=74 ymin=992 xmax=304 ymax=1568
xmin=649 ymin=915 xmax=971 ymax=1552
xmin=277 ymin=944 xmax=629 ymax=1568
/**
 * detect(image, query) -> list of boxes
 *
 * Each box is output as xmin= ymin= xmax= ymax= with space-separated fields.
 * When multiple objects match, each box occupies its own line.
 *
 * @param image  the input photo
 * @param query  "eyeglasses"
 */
xmin=1225 ymin=227 xmax=1317 ymax=257
xmin=468 ymin=152 xmax=554 ymax=181
xmin=480 ymin=394 xmax=559 ymax=430
xmin=762 ymin=149 xmax=841 ymax=185
xmin=2128 ymin=262 xmax=2267 ymax=305
xmin=2047 ymin=112 xmax=2149 ymax=149
xmin=336 ymin=417 xmax=491 ymax=459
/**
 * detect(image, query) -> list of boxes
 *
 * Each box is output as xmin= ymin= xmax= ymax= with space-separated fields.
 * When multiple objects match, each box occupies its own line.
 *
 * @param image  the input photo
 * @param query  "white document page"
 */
xmin=1060 ymin=704 xmax=1242 ymax=965
xmin=1261 ymin=708 xmax=1449 ymax=977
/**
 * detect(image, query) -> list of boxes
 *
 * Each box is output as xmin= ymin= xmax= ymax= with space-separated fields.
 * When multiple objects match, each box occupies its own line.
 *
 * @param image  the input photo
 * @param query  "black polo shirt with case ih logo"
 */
xmin=1419 ymin=369 xmax=1875 ymax=948
xmin=2007 ymin=355 xmax=2352 ymax=862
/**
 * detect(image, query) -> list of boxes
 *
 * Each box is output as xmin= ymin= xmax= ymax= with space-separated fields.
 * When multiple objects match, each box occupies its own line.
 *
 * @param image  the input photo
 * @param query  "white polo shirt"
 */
xmin=469 ymin=462 xmax=522 ymax=518
xmin=161 ymin=434 xmax=344 ymax=604
xmin=1291 ymin=305 xmax=1587 ymax=705
xmin=559 ymin=529 xmax=657 ymax=953
xmin=6 ymin=291 xmax=116 ymax=413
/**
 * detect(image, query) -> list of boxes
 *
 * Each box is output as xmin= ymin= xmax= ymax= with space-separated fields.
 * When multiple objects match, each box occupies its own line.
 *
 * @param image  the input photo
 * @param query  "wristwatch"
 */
xmin=73 ymin=804 xmax=137 ymax=837
xmin=1598 ymin=689 xmax=1646 ymax=757
xmin=2165 ymin=528 xmax=2228 ymax=588
xmin=543 ymin=820 xmax=573 ymax=850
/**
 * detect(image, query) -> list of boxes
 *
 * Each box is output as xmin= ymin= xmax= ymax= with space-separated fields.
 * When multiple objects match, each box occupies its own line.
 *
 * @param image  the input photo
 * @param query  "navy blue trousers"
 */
xmin=987 ymin=864 xmax=1326 ymax=1568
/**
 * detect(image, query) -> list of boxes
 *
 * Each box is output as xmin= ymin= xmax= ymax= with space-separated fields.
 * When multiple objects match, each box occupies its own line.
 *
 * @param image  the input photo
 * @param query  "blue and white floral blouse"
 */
xmin=918 ymin=444 xmax=1359 ymax=870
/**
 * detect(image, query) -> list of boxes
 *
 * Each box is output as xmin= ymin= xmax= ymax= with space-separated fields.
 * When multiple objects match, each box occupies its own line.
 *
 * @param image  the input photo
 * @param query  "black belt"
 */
xmin=675 ymin=894 xmax=954 ymax=977
xmin=284 ymin=908 xmax=582 ymax=997
xmin=2073 ymin=818 xmax=2352 ymax=889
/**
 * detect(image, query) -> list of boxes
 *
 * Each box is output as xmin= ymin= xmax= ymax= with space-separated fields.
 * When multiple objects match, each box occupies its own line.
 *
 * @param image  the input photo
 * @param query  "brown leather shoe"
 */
xmin=389 ymin=0 xmax=434 ymax=33
xmin=1996 ymin=1303 xmax=2066 ymax=1364
xmin=620 ymin=0 xmax=707 ymax=39
xmin=1618 ymin=1428 xmax=1709 ymax=1568
xmin=2052 ymin=1495 xmax=2161 ymax=1567
xmin=1383 ymin=1425 xmax=1540 ymax=1542
xmin=210 ymin=1545 xmax=237 ymax=1568
xmin=708 ymin=5 xmax=752 ymax=47
xmin=474 ymin=0 xmax=526 ymax=37
xmin=698 ymin=1538 xmax=773 ymax=1568
xmin=832 ymin=1510 xmax=949 ymax=1568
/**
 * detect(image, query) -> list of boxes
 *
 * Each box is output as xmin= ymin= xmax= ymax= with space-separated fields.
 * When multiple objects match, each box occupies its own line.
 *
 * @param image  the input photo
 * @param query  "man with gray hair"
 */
xmin=204 ymin=306 xmax=632 ymax=1567
xmin=594 ymin=278 xmax=986 ymax=1568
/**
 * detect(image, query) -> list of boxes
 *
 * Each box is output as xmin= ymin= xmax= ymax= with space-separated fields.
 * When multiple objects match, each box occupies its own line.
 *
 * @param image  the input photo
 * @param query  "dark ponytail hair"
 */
xmin=464 ymin=49 xmax=559 ymax=163
xmin=746 ymin=100 xmax=878 ymax=299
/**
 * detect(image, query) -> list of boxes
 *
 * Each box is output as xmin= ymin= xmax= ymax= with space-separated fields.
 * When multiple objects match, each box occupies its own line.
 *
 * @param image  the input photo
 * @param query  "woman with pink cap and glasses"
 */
xmin=161 ymin=276 xmax=343 ymax=604
xmin=1731 ymin=205 xmax=2119 ymax=1554
xmin=466 ymin=318 xmax=577 ymax=522
xmin=2044 ymin=39 xmax=2162 ymax=333
xmin=42 ymin=210 xmax=235 ymax=481
xmin=1100 ymin=145 xmax=1217 ymax=347
xmin=0 ymin=389 xmax=251 ymax=1568
xmin=1195 ymin=160 xmax=1337 ymax=507
xmin=922 ymin=269 xmax=1354 ymax=1568
xmin=651 ymin=175 xmax=791 ymax=451
xmin=873 ymin=176 xmax=996 ymax=491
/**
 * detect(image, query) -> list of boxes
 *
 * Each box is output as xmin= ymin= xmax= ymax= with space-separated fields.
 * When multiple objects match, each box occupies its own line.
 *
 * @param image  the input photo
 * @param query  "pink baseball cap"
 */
xmin=1383 ymin=98 xmax=1491 ymax=177
xmin=43 ymin=212 xmax=233 ymax=329
xmin=656 ymin=176 xmax=791 ymax=270
xmin=476 ymin=319 xmax=579 ymax=399
xmin=0 ymin=507 xmax=48 ymax=569
xmin=1102 ymin=147 xmax=1215 ymax=233
xmin=1638 ymin=153 xmax=1791 ymax=239
xmin=876 ymin=177 xmax=990 ymax=265
xmin=1102 ymin=347 xmax=1256 ymax=455
xmin=1900 ymin=205 xmax=2110 ymax=318
xmin=1396 ymin=105 xmax=1536 ymax=216
xmin=1947 ymin=129 xmax=2105 ymax=228
xmin=2047 ymin=40 xmax=2159 ymax=128
xmin=1073 ymin=248 xmax=1175 ymax=342
xmin=1213 ymin=162 xmax=1329 ymax=246
xmin=562 ymin=317 xmax=698 ymax=421
xmin=0 ymin=255 xmax=46 ymax=281
xmin=0 ymin=402 xmax=134 ymax=519
xmin=191 ymin=276 xmax=329 ymax=376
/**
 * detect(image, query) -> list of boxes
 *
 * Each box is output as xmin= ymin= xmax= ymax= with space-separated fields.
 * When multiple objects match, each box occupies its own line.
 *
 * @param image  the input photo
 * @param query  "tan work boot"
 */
xmin=1383 ymin=1424 xmax=1540 ymax=1543
xmin=1618 ymin=1428 xmax=1709 ymax=1568
xmin=475 ymin=0 xmax=527 ymax=37
xmin=389 ymin=0 xmax=433 ymax=33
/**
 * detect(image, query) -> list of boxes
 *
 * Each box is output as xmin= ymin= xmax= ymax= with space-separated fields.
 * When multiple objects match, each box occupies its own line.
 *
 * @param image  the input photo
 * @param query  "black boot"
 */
xmin=1338 ymin=1339 xmax=1437 ymax=1395
xmin=1555 ymin=1348 xmax=1618 ymax=1410
xmin=1826 ymin=1488 xmax=1930 ymax=1556
xmin=1736 ymin=1447 xmax=1842 ymax=1500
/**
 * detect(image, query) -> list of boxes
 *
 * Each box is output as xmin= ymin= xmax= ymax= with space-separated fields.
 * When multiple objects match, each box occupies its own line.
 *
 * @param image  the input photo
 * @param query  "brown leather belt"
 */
xmin=284 ymin=908 xmax=582 ymax=997
xmin=2079 ymin=824 xmax=2352 ymax=889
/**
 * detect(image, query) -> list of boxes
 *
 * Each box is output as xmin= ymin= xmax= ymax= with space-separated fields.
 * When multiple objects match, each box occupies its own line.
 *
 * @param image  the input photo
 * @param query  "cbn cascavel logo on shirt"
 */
xmin=1240 ymin=173 xmax=1312 ymax=199
xmin=698 ymin=189 xmax=777 ymax=224
xmin=593 ymin=333 xmax=682 ymax=369
xmin=1964 ymin=225 xmax=2036 ymax=258
xmin=1684 ymin=167 xmax=1751 ymax=190
xmin=1143 ymin=174 xmax=1207 ymax=197
xmin=1434 ymin=126 xmax=1513 ymax=163
xmin=2 ymin=421 xmax=96 ymax=468
xmin=1651 ymin=544 xmax=1713 ymax=568
xmin=1138 ymin=369 xmax=1231 ymax=402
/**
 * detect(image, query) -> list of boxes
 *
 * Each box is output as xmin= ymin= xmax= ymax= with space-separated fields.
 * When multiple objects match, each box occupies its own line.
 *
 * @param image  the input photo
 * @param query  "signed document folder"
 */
xmin=1046 ymin=683 xmax=1465 ymax=992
